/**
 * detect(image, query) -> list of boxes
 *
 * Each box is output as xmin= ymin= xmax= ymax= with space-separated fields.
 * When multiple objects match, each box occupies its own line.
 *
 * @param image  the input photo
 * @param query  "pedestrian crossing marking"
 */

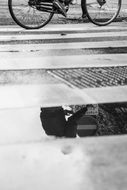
xmin=0 ymin=40 xmax=127 ymax=52
xmin=0 ymin=54 xmax=127 ymax=70
xmin=0 ymin=23 xmax=127 ymax=108
xmin=0 ymin=31 xmax=127 ymax=41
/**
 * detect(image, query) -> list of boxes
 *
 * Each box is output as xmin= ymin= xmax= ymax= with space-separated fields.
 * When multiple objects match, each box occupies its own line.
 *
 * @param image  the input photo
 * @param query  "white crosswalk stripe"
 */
xmin=0 ymin=23 xmax=127 ymax=108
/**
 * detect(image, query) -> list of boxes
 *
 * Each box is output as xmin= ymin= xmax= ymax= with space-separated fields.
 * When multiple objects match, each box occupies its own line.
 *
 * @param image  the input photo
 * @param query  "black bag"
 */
xmin=40 ymin=107 xmax=66 ymax=137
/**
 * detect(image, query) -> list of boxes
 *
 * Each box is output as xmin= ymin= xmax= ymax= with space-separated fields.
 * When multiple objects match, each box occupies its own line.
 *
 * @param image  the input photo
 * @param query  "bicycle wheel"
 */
xmin=8 ymin=0 xmax=54 ymax=29
xmin=85 ymin=0 xmax=121 ymax=26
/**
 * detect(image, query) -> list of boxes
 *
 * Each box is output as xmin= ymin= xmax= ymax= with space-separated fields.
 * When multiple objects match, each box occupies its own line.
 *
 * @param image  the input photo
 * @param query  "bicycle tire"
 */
xmin=85 ymin=0 xmax=121 ymax=26
xmin=8 ymin=0 xmax=54 ymax=29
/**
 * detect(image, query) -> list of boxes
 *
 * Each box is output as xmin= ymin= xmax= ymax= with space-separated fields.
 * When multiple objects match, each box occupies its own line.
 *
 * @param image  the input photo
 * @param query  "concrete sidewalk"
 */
xmin=0 ymin=135 xmax=127 ymax=190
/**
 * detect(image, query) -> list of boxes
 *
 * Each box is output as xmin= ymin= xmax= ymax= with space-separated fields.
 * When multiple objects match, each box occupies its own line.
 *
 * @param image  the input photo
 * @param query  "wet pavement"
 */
xmin=0 ymin=3 xmax=127 ymax=190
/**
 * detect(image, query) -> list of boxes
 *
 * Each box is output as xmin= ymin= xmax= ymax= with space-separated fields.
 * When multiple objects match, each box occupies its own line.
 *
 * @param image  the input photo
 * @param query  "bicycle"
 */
xmin=8 ymin=0 xmax=122 ymax=29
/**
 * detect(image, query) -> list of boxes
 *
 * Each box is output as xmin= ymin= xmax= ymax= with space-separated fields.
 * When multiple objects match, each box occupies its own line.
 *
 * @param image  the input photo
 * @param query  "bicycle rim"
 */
xmin=8 ymin=0 xmax=54 ymax=29
xmin=85 ymin=0 xmax=121 ymax=26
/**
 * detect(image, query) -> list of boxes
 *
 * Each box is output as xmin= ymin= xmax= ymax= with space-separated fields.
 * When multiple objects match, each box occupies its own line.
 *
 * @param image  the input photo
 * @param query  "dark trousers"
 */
xmin=81 ymin=0 xmax=87 ymax=16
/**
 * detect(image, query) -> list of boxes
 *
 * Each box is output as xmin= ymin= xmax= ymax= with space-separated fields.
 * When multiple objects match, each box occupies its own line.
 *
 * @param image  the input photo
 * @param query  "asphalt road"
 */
xmin=0 ymin=2 xmax=127 ymax=190
xmin=0 ymin=0 xmax=127 ymax=25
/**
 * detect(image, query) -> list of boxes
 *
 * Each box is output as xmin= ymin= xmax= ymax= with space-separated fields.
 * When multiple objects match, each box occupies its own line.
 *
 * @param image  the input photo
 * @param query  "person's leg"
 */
xmin=81 ymin=0 xmax=87 ymax=18
xmin=40 ymin=107 xmax=66 ymax=137
xmin=53 ymin=0 xmax=67 ymax=17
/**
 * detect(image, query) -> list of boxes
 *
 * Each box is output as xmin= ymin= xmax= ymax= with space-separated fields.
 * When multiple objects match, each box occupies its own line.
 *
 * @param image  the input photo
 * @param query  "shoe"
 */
xmin=82 ymin=13 xmax=87 ymax=19
xmin=97 ymin=0 xmax=106 ymax=6
xmin=53 ymin=0 xmax=67 ymax=17
xmin=82 ymin=13 xmax=87 ymax=22
xmin=70 ymin=0 xmax=77 ymax=5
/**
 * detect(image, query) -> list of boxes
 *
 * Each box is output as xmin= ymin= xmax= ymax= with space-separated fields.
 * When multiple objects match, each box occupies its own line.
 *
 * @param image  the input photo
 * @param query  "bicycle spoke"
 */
xmin=8 ymin=0 xmax=54 ymax=29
